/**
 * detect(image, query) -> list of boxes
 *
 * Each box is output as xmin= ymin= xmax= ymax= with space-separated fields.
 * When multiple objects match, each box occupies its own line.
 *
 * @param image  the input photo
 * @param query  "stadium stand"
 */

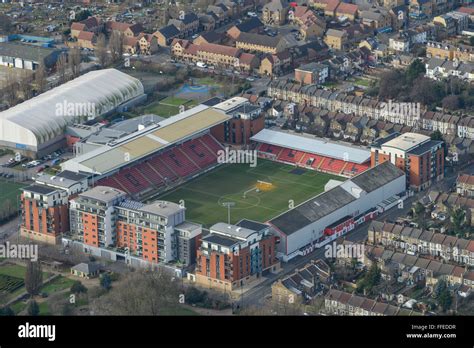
xmin=96 ymin=133 xmax=223 ymax=196
xmin=253 ymin=129 xmax=371 ymax=177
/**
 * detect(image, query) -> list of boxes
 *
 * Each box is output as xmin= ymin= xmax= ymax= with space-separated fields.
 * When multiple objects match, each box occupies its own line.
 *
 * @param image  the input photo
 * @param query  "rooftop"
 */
xmin=78 ymin=186 xmax=126 ymax=203
xmin=381 ymin=132 xmax=430 ymax=152
xmin=251 ymin=128 xmax=371 ymax=164
xmin=210 ymin=222 xmax=259 ymax=240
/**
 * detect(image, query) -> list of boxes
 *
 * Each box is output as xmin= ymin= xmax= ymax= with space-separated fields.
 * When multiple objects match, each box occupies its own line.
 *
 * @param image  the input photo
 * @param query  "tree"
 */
xmin=71 ymin=281 xmax=88 ymax=294
xmin=74 ymin=10 xmax=92 ymax=22
xmin=409 ymin=77 xmax=445 ymax=106
xmin=434 ymin=280 xmax=452 ymax=312
xmin=18 ymin=71 xmax=33 ymax=101
xmin=3 ymin=70 xmax=19 ymax=106
xmin=95 ymin=34 xmax=108 ymax=67
xmin=378 ymin=70 xmax=404 ymax=99
xmin=0 ymin=14 xmax=13 ymax=34
xmin=442 ymin=95 xmax=460 ymax=111
xmin=34 ymin=65 xmax=47 ymax=94
xmin=406 ymin=58 xmax=426 ymax=83
xmin=0 ymin=307 xmax=14 ymax=316
xmin=357 ymin=263 xmax=381 ymax=295
xmin=450 ymin=207 xmax=466 ymax=233
xmin=56 ymin=53 xmax=68 ymax=84
xmin=109 ymin=31 xmax=124 ymax=63
xmin=430 ymin=130 xmax=443 ymax=141
xmin=25 ymin=260 xmax=43 ymax=297
xmin=68 ymin=47 xmax=82 ymax=78
xmin=27 ymin=300 xmax=40 ymax=316
xmin=100 ymin=274 xmax=112 ymax=291
xmin=91 ymin=271 xmax=182 ymax=315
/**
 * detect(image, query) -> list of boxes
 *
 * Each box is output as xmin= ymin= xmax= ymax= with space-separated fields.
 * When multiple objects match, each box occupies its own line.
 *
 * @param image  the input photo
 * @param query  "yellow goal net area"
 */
xmin=256 ymin=180 xmax=274 ymax=192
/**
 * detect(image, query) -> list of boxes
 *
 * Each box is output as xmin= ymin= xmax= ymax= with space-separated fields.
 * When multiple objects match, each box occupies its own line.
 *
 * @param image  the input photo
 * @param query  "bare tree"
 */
xmin=4 ymin=70 xmax=19 ymax=106
xmin=34 ymin=65 xmax=47 ymax=94
xmin=109 ymin=31 xmax=124 ymax=63
xmin=95 ymin=33 xmax=108 ymax=67
xmin=56 ymin=53 xmax=68 ymax=84
xmin=25 ymin=260 xmax=43 ymax=297
xmin=69 ymin=47 xmax=82 ymax=78
xmin=91 ymin=270 xmax=182 ymax=315
xmin=18 ymin=71 xmax=33 ymax=101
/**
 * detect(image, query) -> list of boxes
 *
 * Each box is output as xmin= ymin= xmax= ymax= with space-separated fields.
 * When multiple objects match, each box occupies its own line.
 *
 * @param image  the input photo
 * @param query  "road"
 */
xmin=238 ymin=190 xmax=423 ymax=309
xmin=239 ymin=162 xmax=474 ymax=309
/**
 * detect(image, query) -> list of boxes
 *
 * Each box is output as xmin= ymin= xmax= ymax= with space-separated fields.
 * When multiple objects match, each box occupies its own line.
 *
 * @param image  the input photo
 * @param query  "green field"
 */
xmin=0 ymin=179 xmax=24 ymax=206
xmin=142 ymin=97 xmax=197 ymax=118
xmin=159 ymin=159 xmax=341 ymax=227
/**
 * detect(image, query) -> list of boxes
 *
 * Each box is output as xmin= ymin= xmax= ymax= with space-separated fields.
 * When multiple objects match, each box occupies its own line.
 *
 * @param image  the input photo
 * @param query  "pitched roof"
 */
xmin=77 ymin=31 xmax=95 ymax=41
xmin=236 ymin=17 xmax=264 ymax=32
xmin=263 ymin=0 xmax=289 ymax=12
xmin=237 ymin=32 xmax=282 ymax=48
xmin=158 ymin=24 xmax=180 ymax=39
xmin=458 ymin=173 xmax=474 ymax=186
xmin=336 ymin=2 xmax=358 ymax=16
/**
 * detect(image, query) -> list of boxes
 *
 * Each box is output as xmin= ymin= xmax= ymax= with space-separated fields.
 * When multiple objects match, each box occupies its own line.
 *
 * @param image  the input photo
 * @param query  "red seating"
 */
xmin=320 ymin=158 xmax=346 ymax=174
xmin=137 ymin=162 xmax=164 ymax=187
xmin=200 ymin=134 xmax=223 ymax=155
xmin=148 ymin=156 xmax=178 ymax=181
xmin=96 ymin=133 xmax=225 ymax=196
xmin=258 ymin=143 xmax=283 ymax=155
xmin=161 ymin=147 xmax=200 ymax=177
xmin=182 ymin=139 xmax=216 ymax=168
xmin=277 ymin=148 xmax=304 ymax=163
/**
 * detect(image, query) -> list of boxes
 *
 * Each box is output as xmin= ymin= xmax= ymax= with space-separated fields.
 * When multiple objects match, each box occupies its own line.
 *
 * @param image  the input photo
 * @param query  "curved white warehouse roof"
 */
xmin=0 ymin=69 xmax=144 ymax=149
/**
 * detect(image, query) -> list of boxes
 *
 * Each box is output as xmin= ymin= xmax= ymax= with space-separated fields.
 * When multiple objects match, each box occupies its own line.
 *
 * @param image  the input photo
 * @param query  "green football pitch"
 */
xmin=0 ymin=179 xmax=24 ymax=205
xmin=158 ymin=159 xmax=342 ymax=227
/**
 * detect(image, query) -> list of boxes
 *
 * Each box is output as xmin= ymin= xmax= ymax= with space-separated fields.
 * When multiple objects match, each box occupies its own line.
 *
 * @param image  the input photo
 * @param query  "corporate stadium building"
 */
xmin=0 ymin=69 xmax=145 ymax=157
xmin=268 ymin=161 xmax=406 ymax=261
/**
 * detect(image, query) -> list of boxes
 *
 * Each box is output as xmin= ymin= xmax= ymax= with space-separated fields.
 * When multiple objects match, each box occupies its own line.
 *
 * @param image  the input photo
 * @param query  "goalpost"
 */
xmin=243 ymin=180 xmax=273 ymax=198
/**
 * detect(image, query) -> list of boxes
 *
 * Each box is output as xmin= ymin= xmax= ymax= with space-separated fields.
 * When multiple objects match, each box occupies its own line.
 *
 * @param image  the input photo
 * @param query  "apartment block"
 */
xmin=371 ymin=132 xmax=444 ymax=191
xmin=20 ymin=170 xmax=89 ymax=244
xmin=68 ymin=186 xmax=201 ymax=266
xmin=21 ymin=185 xmax=70 ymax=244
xmin=69 ymin=186 xmax=127 ymax=248
xmin=195 ymin=220 xmax=279 ymax=291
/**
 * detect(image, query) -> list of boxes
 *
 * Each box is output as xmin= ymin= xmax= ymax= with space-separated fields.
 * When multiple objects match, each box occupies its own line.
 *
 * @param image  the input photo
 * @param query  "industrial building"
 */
xmin=268 ymin=161 xmax=406 ymax=261
xmin=0 ymin=69 xmax=145 ymax=158
xmin=0 ymin=41 xmax=61 ymax=70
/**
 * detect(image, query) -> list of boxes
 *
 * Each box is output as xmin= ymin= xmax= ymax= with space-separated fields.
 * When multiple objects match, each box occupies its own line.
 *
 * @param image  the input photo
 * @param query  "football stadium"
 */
xmin=57 ymin=93 xmax=407 ymax=261
xmin=158 ymin=159 xmax=342 ymax=226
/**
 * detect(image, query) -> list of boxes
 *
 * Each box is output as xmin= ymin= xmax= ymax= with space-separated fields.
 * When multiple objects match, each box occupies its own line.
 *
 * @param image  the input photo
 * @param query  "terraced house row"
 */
xmin=267 ymin=80 xmax=474 ymax=139
xmin=324 ymin=289 xmax=421 ymax=316
xmin=364 ymin=245 xmax=474 ymax=292
xmin=368 ymin=221 xmax=474 ymax=266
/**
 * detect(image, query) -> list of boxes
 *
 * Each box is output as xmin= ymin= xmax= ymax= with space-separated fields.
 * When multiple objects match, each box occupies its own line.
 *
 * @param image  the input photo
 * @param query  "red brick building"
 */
xmin=211 ymin=97 xmax=265 ymax=146
xmin=21 ymin=185 xmax=70 ymax=244
xmin=20 ymin=171 xmax=89 ymax=244
xmin=195 ymin=220 xmax=279 ymax=291
xmin=371 ymin=132 xmax=444 ymax=191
